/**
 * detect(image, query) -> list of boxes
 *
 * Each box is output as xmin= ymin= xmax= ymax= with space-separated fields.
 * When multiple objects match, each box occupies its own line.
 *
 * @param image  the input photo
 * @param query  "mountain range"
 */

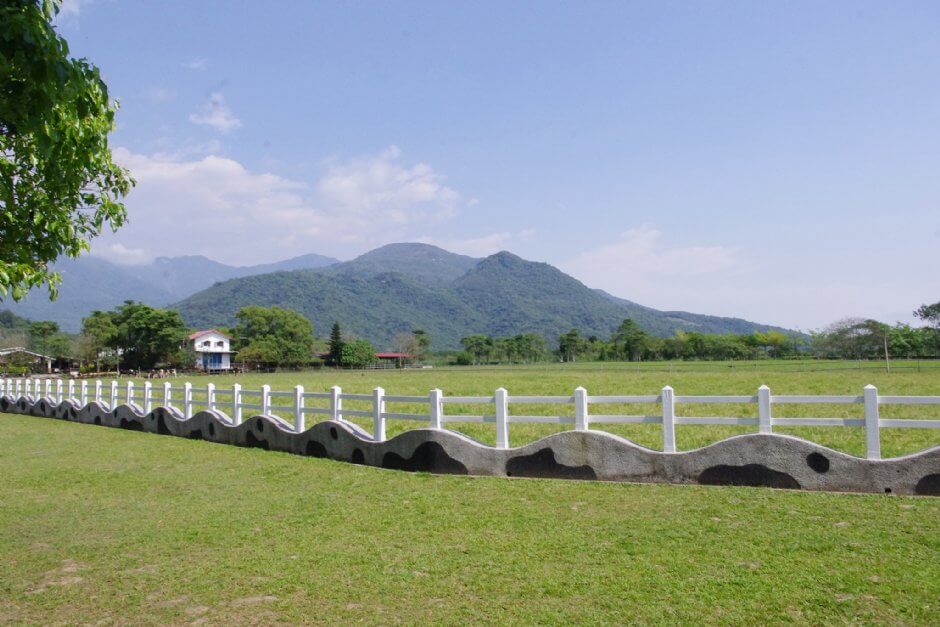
xmin=1 ymin=243 xmax=790 ymax=347
xmin=174 ymin=243 xmax=791 ymax=349
xmin=0 ymin=252 xmax=337 ymax=330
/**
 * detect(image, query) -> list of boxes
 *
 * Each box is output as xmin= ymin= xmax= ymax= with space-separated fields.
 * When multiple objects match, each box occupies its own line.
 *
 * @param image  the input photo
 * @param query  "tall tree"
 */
xmin=108 ymin=301 xmax=188 ymax=370
xmin=558 ymin=329 xmax=587 ymax=362
xmin=235 ymin=305 xmax=314 ymax=368
xmin=28 ymin=320 xmax=58 ymax=355
xmin=80 ymin=309 xmax=116 ymax=371
xmin=1 ymin=0 xmax=133 ymax=300
xmin=914 ymin=301 xmax=940 ymax=329
xmin=328 ymin=322 xmax=344 ymax=366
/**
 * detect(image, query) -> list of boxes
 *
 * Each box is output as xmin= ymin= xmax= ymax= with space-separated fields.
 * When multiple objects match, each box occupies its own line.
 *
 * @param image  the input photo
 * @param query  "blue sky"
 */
xmin=56 ymin=1 xmax=940 ymax=330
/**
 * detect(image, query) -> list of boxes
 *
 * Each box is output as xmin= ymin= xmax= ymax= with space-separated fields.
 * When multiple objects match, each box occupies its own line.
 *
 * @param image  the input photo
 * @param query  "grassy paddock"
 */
xmin=0 ymin=413 xmax=937 ymax=624
xmin=120 ymin=362 xmax=940 ymax=458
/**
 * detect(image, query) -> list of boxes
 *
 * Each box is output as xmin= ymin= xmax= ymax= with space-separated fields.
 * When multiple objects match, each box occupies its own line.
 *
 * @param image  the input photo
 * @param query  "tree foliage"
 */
xmin=327 ymin=321 xmax=343 ymax=366
xmin=914 ymin=301 xmax=940 ymax=329
xmin=235 ymin=305 xmax=314 ymax=368
xmin=1 ymin=0 xmax=133 ymax=300
xmin=339 ymin=338 xmax=377 ymax=369
xmin=106 ymin=302 xmax=188 ymax=370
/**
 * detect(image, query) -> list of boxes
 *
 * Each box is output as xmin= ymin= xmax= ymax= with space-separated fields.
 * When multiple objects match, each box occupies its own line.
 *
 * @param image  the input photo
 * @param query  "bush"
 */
xmin=453 ymin=351 xmax=473 ymax=366
xmin=339 ymin=339 xmax=377 ymax=369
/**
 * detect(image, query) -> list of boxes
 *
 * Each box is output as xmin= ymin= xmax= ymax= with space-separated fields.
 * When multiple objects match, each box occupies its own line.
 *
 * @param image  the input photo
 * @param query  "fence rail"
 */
xmin=2 ymin=378 xmax=938 ymax=460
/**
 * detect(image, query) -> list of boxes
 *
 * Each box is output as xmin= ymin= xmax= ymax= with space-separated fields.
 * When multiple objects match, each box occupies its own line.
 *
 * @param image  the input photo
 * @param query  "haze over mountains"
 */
xmin=1 ymin=252 xmax=338 ymax=330
xmin=1 ymin=243 xmax=790 ymax=347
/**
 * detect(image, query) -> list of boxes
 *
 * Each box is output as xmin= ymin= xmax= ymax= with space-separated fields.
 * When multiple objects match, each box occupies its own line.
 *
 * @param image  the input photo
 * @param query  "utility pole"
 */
xmin=884 ymin=332 xmax=890 ymax=373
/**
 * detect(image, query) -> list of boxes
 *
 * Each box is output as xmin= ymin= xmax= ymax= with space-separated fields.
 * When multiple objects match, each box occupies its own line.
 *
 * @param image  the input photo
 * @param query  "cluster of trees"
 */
xmin=0 ymin=311 xmax=74 ymax=368
xmin=326 ymin=322 xmax=376 ymax=369
xmin=235 ymin=306 xmax=314 ymax=369
xmin=79 ymin=302 xmax=189 ymax=371
xmin=453 ymin=302 xmax=939 ymax=365
xmin=812 ymin=306 xmax=940 ymax=360
xmin=456 ymin=320 xmax=802 ymax=365
xmin=458 ymin=333 xmax=547 ymax=365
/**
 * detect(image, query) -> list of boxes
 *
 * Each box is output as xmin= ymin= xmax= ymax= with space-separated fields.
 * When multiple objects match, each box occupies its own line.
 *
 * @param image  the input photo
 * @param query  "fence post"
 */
xmin=495 ymin=387 xmax=509 ymax=449
xmin=163 ymin=381 xmax=172 ymax=409
xmin=232 ymin=383 xmax=242 ymax=425
xmin=373 ymin=386 xmax=386 ymax=442
xmin=429 ymin=388 xmax=443 ymax=429
xmin=25 ymin=378 xmax=31 ymax=400
xmin=56 ymin=379 xmax=63 ymax=403
xmin=261 ymin=384 xmax=271 ymax=415
xmin=44 ymin=379 xmax=52 ymax=399
xmin=66 ymin=379 xmax=74 ymax=403
xmin=126 ymin=381 xmax=134 ymax=407
xmin=758 ymin=385 xmax=772 ymax=434
xmin=206 ymin=383 xmax=215 ymax=412
xmin=573 ymin=386 xmax=589 ymax=431
xmin=183 ymin=382 xmax=193 ymax=419
xmin=110 ymin=380 xmax=118 ymax=409
xmin=94 ymin=380 xmax=103 ymax=404
xmin=330 ymin=385 xmax=342 ymax=422
xmin=80 ymin=380 xmax=88 ymax=406
xmin=662 ymin=385 xmax=676 ymax=453
xmin=143 ymin=381 xmax=153 ymax=414
xmin=294 ymin=385 xmax=305 ymax=432
xmin=864 ymin=384 xmax=880 ymax=460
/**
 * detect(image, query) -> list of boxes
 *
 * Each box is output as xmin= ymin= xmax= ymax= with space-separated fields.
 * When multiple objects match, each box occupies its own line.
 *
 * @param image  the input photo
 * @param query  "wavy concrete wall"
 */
xmin=2 ymin=394 xmax=938 ymax=496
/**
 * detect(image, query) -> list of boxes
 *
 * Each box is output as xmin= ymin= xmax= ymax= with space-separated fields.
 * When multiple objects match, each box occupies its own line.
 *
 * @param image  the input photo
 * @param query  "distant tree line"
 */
xmin=453 ymin=301 xmax=940 ymax=365
xmin=3 ymin=299 xmax=937 ymax=372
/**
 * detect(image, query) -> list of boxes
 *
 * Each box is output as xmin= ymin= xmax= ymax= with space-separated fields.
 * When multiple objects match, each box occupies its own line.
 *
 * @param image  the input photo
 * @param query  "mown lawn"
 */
xmin=124 ymin=362 xmax=940 ymax=457
xmin=1 ymin=412 xmax=938 ymax=624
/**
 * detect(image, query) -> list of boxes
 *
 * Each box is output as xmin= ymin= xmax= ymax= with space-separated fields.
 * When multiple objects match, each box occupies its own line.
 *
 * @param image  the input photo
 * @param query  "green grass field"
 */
xmin=3 ymin=363 xmax=938 ymax=623
xmin=1 ymin=410 xmax=938 ymax=624
xmin=124 ymin=361 xmax=940 ymax=457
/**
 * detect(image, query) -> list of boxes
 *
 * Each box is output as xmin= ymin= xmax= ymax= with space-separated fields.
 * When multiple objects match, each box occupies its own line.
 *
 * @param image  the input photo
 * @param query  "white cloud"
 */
xmin=316 ymin=145 xmax=460 ymax=223
xmin=560 ymin=226 xmax=742 ymax=310
xmin=566 ymin=226 xmax=738 ymax=278
xmin=183 ymin=58 xmax=209 ymax=71
xmin=417 ymin=229 xmax=535 ymax=257
xmin=97 ymin=145 xmax=470 ymax=265
xmin=95 ymin=243 xmax=151 ymax=265
xmin=189 ymin=93 xmax=241 ymax=133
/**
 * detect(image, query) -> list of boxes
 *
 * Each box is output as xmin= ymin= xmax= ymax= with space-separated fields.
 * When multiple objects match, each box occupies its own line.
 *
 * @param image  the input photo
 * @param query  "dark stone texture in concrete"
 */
xmin=305 ymin=440 xmax=328 ymax=458
xmin=807 ymin=452 xmax=830 ymax=473
xmin=506 ymin=447 xmax=597 ymax=480
xmin=698 ymin=464 xmax=801 ymax=489
xmin=244 ymin=431 xmax=269 ymax=450
xmin=382 ymin=441 xmax=469 ymax=475
xmin=915 ymin=474 xmax=940 ymax=496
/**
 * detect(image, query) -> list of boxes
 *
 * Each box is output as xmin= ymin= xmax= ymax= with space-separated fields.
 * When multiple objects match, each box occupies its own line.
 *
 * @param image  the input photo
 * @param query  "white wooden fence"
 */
xmin=2 ymin=378 xmax=939 ymax=460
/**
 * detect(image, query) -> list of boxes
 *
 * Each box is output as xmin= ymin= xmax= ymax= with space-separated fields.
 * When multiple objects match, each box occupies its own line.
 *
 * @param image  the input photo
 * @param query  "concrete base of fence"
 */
xmin=3 ymin=394 xmax=938 ymax=496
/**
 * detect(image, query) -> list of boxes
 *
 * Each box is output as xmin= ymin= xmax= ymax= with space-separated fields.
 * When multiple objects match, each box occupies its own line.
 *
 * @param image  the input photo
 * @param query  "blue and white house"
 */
xmin=188 ymin=329 xmax=234 ymax=371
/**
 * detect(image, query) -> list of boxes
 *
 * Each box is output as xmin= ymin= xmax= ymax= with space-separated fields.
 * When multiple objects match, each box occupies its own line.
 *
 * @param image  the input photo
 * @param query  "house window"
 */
xmin=216 ymin=341 xmax=224 ymax=347
xmin=202 ymin=340 xmax=210 ymax=347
